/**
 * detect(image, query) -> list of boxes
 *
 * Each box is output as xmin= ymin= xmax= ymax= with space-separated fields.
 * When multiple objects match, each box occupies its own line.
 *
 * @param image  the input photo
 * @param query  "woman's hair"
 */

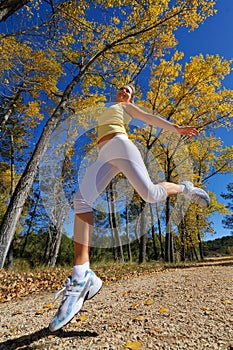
xmin=127 ymin=84 xmax=135 ymax=99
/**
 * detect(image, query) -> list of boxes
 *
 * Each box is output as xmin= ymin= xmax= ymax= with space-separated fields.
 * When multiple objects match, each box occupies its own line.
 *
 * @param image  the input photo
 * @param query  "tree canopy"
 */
xmin=1 ymin=0 xmax=233 ymax=267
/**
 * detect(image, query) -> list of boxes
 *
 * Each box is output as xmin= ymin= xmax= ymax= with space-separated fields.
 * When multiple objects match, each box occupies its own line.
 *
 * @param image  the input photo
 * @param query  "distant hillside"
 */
xmin=204 ymin=235 xmax=233 ymax=256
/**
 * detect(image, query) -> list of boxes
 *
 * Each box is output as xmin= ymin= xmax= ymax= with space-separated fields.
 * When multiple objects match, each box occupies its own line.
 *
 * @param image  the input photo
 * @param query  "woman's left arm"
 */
xmin=123 ymin=103 xmax=198 ymax=137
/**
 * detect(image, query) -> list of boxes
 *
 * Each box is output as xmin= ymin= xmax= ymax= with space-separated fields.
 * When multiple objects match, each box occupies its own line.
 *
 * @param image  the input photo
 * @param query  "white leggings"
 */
xmin=74 ymin=134 xmax=167 ymax=213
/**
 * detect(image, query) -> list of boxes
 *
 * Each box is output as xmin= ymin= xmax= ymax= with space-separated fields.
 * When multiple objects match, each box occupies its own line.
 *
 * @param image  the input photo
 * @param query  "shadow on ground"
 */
xmin=0 ymin=327 xmax=98 ymax=350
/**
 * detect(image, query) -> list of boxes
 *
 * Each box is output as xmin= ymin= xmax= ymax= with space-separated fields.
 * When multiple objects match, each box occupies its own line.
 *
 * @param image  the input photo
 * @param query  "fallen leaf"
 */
xmin=222 ymin=299 xmax=232 ymax=305
xmin=145 ymin=299 xmax=153 ymax=305
xmin=125 ymin=341 xmax=142 ymax=350
xmin=43 ymin=303 xmax=53 ymax=309
xmin=35 ymin=309 xmax=47 ymax=315
xmin=131 ymin=303 xmax=139 ymax=308
xmin=133 ymin=315 xmax=144 ymax=321
xmin=201 ymin=307 xmax=210 ymax=311
xmin=77 ymin=315 xmax=86 ymax=321
xmin=159 ymin=307 xmax=169 ymax=313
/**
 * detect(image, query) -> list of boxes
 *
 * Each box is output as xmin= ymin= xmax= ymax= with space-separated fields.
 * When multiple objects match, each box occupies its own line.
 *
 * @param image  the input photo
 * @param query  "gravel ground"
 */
xmin=0 ymin=265 xmax=232 ymax=350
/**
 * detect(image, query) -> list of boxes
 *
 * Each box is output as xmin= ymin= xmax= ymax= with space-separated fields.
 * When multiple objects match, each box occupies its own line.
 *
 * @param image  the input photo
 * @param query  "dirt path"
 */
xmin=0 ymin=265 xmax=232 ymax=350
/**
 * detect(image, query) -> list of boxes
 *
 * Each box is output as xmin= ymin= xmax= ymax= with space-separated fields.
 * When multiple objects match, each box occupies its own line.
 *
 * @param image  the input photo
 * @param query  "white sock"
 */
xmin=72 ymin=262 xmax=90 ymax=281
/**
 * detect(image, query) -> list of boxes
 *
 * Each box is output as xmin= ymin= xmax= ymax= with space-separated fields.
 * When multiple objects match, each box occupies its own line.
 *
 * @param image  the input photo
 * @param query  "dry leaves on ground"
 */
xmin=0 ymin=265 xmax=232 ymax=350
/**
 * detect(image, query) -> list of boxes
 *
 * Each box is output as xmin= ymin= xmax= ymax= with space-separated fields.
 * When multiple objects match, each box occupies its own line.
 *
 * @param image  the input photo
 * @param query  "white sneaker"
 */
xmin=181 ymin=181 xmax=210 ymax=208
xmin=49 ymin=270 xmax=102 ymax=332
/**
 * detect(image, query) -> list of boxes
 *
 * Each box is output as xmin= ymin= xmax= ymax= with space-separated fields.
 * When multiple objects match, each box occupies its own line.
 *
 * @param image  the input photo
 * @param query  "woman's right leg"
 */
xmin=49 ymin=157 xmax=118 ymax=332
xmin=74 ymin=158 xmax=120 ymax=267
xmin=74 ymin=212 xmax=93 ymax=266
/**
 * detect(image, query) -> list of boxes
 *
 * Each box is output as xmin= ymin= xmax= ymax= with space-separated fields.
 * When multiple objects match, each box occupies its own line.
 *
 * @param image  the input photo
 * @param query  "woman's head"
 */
xmin=116 ymin=85 xmax=135 ymax=103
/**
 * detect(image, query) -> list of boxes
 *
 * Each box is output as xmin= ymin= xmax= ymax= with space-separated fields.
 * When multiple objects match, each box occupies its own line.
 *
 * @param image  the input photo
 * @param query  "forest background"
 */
xmin=0 ymin=0 xmax=233 ymax=270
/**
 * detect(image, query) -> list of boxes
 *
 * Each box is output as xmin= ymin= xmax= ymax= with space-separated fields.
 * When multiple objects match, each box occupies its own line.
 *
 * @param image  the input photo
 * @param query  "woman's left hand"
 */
xmin=176 ymin=125 xmax=199 ymax=137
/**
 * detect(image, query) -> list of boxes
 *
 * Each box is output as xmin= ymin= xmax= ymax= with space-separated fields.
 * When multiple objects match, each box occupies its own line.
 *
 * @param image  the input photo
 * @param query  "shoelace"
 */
xmin=54 ymin=276 xmax=72 ymax=301
xmin=54 ymin=276 xmax=90 ymax=300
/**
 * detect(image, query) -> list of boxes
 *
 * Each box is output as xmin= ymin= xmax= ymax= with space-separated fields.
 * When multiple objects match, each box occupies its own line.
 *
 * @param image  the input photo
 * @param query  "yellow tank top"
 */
xmin=97 ymin=103 xmax=131 ymax=141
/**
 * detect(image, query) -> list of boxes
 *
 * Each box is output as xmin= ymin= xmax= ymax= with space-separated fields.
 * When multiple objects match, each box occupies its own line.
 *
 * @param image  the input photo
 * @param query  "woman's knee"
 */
xmin=74 ymin=190 xmax=93 ymax=214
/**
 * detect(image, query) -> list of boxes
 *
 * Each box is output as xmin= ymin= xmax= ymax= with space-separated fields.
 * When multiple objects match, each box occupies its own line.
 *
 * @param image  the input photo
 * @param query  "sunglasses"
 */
xmin=119 ymin=87 xmax=131 ymax=94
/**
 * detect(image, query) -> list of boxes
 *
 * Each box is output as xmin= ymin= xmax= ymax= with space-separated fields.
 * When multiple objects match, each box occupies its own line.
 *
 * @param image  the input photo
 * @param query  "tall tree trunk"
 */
xmin=138 ymin=130 xmax=153 ymax=264
xmin=149 ymin=203 xmax=158 ymax=261
xmin=165 ymin=198 xmax=174 ymax=263
xmin=195 ymin=212 xmax=204 ymax=260
xmin=125 ymin=202 xmax=132 ymax=262
xmin=139 ymin=202 xmax=147 ymax=263
xmin=6 ymin=132 xmax=15 ymax=270
xmin=165 ymin=202 xmax=170 ymax=262
xmin=106 ymin=186 xmax=117 ymax=260
xmin=47 ymin=225 xmax=63 ymax=267
xmin=156 ymin=204 xmax=165 ymax=260
xmin=170 ymin=229 xmax=174 ymax=263
xmin=107 ymin=181 xmax=124 ymax=262
xmin=21 ymin=191 xmax=40 ymax=257
xmin=6 ymin=244 xmax=14 ymax=270
xmin=192 ymin=246 xmax=199 ymax=261
xmin=43 ymin=227 xmax=52 ymax=264
xmin=179 ymin=219 xmax=186 ymax=262
xmin=198 ymin=232 xmax=204 ymax=260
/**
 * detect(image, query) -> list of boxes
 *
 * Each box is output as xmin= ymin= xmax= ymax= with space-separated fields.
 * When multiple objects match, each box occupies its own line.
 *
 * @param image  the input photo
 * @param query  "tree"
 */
xmin=149 ymin=203 xmax=159 ymax=261
xmin=221 ymin=183 xmax=233 ymax=234
xmin=125 ymin=196 xmax=132 ymax=262
xmin=106 ymin=180 xmax=124 ymax=262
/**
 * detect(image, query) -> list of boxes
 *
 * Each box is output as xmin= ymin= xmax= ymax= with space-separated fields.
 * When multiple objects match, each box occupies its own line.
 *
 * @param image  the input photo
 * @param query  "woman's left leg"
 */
xmin=105 ymin=135 xmax=182 ymax=202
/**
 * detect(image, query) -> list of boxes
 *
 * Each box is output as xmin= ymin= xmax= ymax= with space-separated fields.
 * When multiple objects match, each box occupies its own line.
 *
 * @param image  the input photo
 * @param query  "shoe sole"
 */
xmin=85 ymin=276 xmax=103 ymax=300
xmin=181 ymin=182 xmax=210 ymax=208
xmin=191 ymin=190 xmax=210 ymax=208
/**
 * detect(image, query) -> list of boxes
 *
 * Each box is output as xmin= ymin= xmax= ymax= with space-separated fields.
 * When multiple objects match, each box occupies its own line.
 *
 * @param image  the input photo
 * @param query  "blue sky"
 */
xmin=175 ymin=0 xmax=233 ymax=240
